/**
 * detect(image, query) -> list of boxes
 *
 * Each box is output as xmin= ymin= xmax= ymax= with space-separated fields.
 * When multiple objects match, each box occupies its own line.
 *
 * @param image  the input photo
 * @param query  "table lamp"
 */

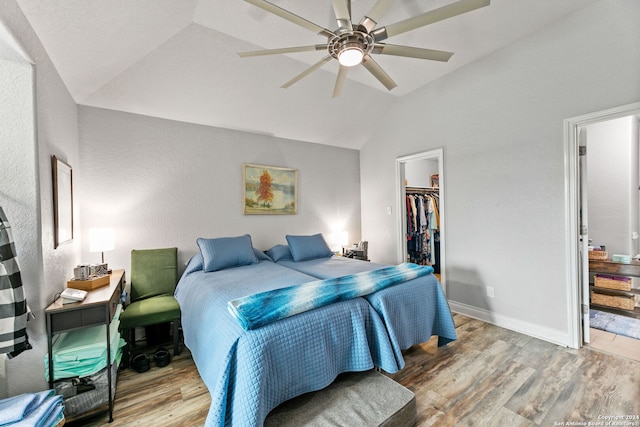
xmin=89 ymin=228 xmax=114 ymax=274
xmin=329 ymin=231 xmax=348 ymax=254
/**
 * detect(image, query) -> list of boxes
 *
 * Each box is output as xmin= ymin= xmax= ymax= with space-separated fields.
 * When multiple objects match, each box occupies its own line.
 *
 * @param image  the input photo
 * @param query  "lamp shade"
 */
xmin=89 ymin=228 xmax=114 ymax=253
xmin=328 ymin=231 xmax=349 ymax=252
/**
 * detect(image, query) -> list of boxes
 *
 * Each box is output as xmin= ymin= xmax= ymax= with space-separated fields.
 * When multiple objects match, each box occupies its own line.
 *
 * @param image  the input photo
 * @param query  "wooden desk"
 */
xmin=589 ymin=260 xmax=640 ymax=319
xmin=45 ymin=270 xmax=125 ymax=422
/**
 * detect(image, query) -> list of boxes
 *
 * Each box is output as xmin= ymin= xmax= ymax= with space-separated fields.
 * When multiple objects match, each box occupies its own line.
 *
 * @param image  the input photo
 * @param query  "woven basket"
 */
xmin=591 ymin=292 xmax=635 ymax=310
xmin=588 ymin=251 xmax=608 ymax=260
xmin=594 ymin=275 xmax=632 ymax=291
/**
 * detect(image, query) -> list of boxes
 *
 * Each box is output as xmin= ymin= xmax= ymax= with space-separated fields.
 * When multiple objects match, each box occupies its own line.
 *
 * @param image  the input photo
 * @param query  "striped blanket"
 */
xmin=228 ymin=262 xmax=433 ymax=330
xmin=0 ymin=207 xmax=32 ymax=358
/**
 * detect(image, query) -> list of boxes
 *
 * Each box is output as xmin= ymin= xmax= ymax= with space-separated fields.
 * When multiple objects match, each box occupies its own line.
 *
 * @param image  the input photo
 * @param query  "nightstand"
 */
xmin=45 ymin=269 xmax=125 ymax=422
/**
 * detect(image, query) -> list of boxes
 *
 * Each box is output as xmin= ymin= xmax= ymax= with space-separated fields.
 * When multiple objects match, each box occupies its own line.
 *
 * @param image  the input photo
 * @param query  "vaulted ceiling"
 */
xmin=17 ymin=0 xmax=598 ymax=149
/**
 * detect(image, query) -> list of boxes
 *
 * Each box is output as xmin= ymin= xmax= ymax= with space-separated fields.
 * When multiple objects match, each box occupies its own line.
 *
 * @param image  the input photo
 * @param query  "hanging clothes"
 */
xmin=405 ymin=189 xmax=441 ymax=272
xmin=0 ymin=206 xmax=32 ymax=358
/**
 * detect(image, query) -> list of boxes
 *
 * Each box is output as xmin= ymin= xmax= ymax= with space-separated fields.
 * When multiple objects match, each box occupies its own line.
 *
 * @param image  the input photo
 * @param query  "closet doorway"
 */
xmin=396 ymin=149 xmax=446 ymax=293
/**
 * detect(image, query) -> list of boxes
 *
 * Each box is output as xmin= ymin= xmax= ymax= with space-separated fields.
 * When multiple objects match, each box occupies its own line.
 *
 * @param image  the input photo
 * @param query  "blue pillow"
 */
xmin=197 ymin=235 xmax=258 ymax=272
xmin=285 ymin=234 xmax=333 ymax=262
xmin=253 ymin=247 xmax=273 ymax=262
xmin=184 ymin=253 xmax=204 ymax=274
xmin=266 ymin=244 xmax=293 ymax=262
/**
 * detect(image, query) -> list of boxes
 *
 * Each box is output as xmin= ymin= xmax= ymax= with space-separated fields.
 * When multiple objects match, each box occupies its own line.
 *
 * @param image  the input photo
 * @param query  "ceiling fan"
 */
xmin=239 ymin=0 xmax=491 ymax=97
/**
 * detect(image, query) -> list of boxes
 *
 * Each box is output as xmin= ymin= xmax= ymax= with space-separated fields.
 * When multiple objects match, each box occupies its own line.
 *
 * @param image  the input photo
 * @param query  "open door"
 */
xmin=564 ymin=102 xmax=640 ymax=349
xmin=578 ymin=127 xmax=590 ymax=344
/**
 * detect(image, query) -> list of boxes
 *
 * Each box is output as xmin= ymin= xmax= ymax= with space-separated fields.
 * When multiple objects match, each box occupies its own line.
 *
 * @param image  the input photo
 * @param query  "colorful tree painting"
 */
xmin=256 ymin=170 xmax=274 ymax=208
xmin=243 ymin=164 xmax=297 ymax=214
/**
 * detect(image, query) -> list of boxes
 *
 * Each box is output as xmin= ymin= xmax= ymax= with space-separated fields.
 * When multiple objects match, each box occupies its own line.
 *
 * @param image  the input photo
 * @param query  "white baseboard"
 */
xmin=448 ymin=301 xmax=572 ymax=348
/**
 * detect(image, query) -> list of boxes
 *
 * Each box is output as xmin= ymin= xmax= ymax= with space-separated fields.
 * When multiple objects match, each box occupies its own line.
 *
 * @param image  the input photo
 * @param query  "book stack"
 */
xmin=61 ymin=288 xmax=87 ymax=305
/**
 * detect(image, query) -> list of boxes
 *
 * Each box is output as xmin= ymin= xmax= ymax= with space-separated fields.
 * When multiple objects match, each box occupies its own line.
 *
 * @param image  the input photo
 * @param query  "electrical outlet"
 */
xmin=386 ymin=206 xmax=392 ymax=215
xmin=486 ymin=286 xmax=495 ymax=298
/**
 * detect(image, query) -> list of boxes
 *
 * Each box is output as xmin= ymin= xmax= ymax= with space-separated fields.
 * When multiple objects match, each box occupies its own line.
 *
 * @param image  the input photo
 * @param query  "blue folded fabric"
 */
xmin=228 ymin=262 xmax=433 ymax=330
xmin=12 ymin=394 xmax=63 ymax=427
xmin=0 ymin=390 xmax=63 ymax=427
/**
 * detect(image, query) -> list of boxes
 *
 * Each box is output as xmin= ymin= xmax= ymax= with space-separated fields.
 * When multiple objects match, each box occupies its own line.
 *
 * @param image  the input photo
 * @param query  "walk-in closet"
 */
xmin=398 ymin=149 xmax=444 ymax=285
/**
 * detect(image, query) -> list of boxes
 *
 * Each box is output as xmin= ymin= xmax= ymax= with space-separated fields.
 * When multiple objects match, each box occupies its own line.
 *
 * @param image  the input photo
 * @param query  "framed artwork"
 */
xmin=243 ymin=164 xmax=297 ymax=215
xmin=52 ymin=156 xmax=73 ymax=248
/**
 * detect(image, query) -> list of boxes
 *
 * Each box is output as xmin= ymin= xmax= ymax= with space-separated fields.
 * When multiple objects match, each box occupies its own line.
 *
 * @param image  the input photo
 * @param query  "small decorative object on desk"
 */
xmin=90 ymin=263 xmax=109 ymax=276
xmin=73 ymin=265 xmax=91 ymax=280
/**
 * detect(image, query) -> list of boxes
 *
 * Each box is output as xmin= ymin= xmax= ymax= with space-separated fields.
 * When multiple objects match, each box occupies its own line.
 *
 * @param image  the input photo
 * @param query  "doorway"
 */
xmin=565 ymin=102 xmax=640 ymax=350
xmin=396 ymin=149 xmax=446 ymax=293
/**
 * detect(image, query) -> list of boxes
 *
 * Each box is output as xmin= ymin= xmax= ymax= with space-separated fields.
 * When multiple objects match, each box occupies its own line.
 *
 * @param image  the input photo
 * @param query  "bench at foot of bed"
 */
xmin=265 ymin=370 xmax=417 ymax=427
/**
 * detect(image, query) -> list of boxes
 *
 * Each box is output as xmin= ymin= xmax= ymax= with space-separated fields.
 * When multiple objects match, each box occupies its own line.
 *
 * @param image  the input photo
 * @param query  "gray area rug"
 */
xmin=265 ymin=370 xmax=416 ymax=427
xmin=590 ymin=309 xmax=640 ymax=340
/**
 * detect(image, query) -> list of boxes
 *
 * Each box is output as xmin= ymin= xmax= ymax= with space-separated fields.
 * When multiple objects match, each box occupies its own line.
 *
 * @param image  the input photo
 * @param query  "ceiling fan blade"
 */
xmin=332 ymin=0 xmax=352 ymax=31
xmin=281 ymin=55 xmax=334 ymax=89
xmin=373 ymin=0 xmax=490 ymax=41
xmin=332 ymin=65 xmax=348 ymax=98
xmin=245 ymin=0 xmax=334 ymax=38
xmin=239 ymin=45 xmax=327 ymax=58
xmin=372 ymin=44 xmax=454 ymax=62
xmin=359 ymin=0 xmax=395 ymax=32
xmin=362 ymin=55 xmax=397 ymax=91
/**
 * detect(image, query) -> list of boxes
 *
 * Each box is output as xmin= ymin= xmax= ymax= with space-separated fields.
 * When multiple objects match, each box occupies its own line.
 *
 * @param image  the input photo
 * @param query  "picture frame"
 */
xmin=52 ymin=156 xmax=73 ymax=248
xmin=243 ymin=164 xmax=297 ymax=215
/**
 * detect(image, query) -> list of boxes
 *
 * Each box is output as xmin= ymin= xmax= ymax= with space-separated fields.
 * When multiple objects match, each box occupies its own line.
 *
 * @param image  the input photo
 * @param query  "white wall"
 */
xmin=360 ymin=0 xmax=640 ymax=346
xmin=77 ymin=107 xmax=362 ymax=274
xmin=0 ymin=1 xmax=80 ymax=396
xmin=587 ymin=116 xmax=640 ymax=255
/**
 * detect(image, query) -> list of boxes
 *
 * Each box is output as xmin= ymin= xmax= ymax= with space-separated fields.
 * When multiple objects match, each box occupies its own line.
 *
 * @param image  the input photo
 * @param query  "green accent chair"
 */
xmin=119 ymin=247 xmax=182 ymax=365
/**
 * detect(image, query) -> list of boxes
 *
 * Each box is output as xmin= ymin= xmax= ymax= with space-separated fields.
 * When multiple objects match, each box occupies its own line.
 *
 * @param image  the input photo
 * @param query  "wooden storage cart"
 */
xmin=589 ymin=259 xmax=640 ymax=319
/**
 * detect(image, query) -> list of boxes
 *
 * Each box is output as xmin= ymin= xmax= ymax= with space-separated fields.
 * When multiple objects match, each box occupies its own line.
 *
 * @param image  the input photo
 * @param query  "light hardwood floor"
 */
xmin=391 ymin=315 xmax=640 ymax=426
xmin=72 ymin=314 xmax=640 ymax=427
xmin=588 ymin=327 xmax=640 ymax=362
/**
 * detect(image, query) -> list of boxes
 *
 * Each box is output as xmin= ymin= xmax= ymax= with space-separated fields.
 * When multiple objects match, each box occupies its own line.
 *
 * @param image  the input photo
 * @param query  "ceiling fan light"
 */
xmin=338 ymin=46 xmax=364 ymax=67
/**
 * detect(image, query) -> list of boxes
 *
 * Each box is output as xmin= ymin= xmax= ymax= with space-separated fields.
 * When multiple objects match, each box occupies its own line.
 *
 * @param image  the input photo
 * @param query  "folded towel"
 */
xmin=0 ymin=390 xmax=63 ymax=427
xmin=228 ymin=262 xmax=433 ymax=330
xmin=12 ymin=394 xmax=63 ymax=427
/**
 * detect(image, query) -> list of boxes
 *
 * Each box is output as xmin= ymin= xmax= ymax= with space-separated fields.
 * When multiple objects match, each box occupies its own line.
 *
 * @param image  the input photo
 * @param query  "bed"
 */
xmin=174 ymin=235 xmax=402 ymax=427
xmin=269 ymin=234 xmax=457 ymax=356
xmin=175 ymin=234 xmax=457 ymax=427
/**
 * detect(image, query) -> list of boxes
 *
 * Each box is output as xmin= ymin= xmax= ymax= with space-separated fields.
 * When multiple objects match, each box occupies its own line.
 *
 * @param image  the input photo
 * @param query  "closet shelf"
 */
xmin=405 ymin=186 xmax=439 ymax=193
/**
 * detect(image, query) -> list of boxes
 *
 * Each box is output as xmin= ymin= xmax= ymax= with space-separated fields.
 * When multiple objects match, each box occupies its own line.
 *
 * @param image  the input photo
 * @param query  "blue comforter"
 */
xmin=276 ymin=256 xmax=458 ymax=353
xmin=174 ymin=257 xmax=399 ymax=427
